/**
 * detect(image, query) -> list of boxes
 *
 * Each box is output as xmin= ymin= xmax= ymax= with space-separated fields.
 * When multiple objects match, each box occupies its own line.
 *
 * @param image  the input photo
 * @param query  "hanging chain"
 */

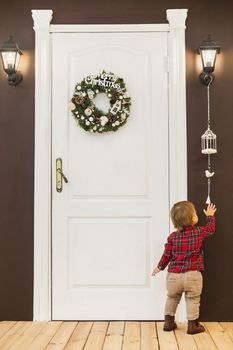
xmin=208 ymin=153 xmax=211 ymax=202
xmin=206 ymin=78 xmax=213 ymax=204
xmin=207 ymin=80 xmax=212 ymax=169
xmin=207 ymin=78 xmax=212 ymax=129
xmin=208 ymin=153 xmax=211 ymax=171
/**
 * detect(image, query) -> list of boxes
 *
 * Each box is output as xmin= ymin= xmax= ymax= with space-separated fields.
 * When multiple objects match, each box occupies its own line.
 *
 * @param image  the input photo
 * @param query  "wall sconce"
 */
xmin=198 ymin=35 xmax=220 ymax=85
xmin=0 ymin=36 xmax=23 ymax=86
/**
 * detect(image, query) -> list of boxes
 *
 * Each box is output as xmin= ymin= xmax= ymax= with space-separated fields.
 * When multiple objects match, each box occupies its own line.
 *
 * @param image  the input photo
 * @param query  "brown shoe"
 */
xmin=163 ymin=315 xmax=177 ymax=331
xmin=187 ymin=319 xmax=205 ymax=334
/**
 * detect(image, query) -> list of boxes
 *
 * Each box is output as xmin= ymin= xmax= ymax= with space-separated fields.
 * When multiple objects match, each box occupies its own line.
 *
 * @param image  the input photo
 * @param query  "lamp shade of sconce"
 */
xmin=198 ymin=35 xmax=220 ymax=85
xmin=0 ymin=36 xmax=23 ymax=86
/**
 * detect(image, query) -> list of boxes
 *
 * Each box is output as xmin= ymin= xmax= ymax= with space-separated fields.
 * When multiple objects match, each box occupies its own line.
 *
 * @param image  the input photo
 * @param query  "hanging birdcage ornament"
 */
xmin=201 ymin=128 xmax=217 ymax=154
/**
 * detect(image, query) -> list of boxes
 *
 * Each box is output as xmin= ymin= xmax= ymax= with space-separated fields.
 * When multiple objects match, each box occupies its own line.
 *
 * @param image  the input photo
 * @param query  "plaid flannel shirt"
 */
xmin=157 ymin=216 xmax=215 ymax=273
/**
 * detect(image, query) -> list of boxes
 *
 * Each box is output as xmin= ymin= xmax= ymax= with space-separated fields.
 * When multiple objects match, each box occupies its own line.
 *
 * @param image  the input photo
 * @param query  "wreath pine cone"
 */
xmin=74 ymin=95 xmax=85 ymax=105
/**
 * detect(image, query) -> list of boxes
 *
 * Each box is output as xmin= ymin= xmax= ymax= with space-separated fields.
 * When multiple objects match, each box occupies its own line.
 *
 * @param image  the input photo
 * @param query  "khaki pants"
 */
xmin=165 ymin=270 xmax=203 ymax=321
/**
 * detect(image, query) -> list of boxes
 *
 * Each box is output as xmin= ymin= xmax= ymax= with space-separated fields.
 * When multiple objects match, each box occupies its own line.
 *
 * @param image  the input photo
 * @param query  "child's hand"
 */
xmin=203 ymin=203 xmax=217 ymax=216
xmin=151 ymin=267 xmax=161 ymax=276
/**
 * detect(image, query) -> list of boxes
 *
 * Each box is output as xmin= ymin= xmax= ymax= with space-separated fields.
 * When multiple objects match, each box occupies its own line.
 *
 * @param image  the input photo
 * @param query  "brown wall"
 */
xmin=0 ymin=0 xmax=232 ymax=320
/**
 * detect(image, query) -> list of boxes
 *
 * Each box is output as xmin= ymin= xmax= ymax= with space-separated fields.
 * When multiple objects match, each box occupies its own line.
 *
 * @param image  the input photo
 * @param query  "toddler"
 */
xmin=151 ymin=201 xmax=216 ymax=334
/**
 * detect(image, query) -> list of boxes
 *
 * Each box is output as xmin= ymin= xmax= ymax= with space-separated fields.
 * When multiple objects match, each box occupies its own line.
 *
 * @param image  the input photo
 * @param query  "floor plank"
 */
xmin=0 ymin=322 xmax=17 ymax=339
xmin=192 ymin=323 xmax=218 ymax=350
xmin=174 ymin=323 xmax=198 ymax=350
xmin=204 ymin=322 xmax=233 ymax=350
xmin=83 ymin=322 xmax=108 ymax=350
xmin=103 ymin=321 xmax=124 ymax=350
xmin=45 ymin=322 xmax=77 ymax=350
xmin=220 ymin=323 xmax=233 ymax=343
xmin=122 ymin=322 xmax=140 ymax=350
xmin=156 ymin=322 xmax=179 ymax=350
xmin=0 ymin=321 xmax=32 ymax=350
xmin=65 ymin=322 xmax=93 ymax=350
xmin=7 ymin=321 xmax=47 ymax=350
xmin=28 ymin=322 xmax=62 ymax=350
xmin=141 ymin=322 xmax=159 ymax=350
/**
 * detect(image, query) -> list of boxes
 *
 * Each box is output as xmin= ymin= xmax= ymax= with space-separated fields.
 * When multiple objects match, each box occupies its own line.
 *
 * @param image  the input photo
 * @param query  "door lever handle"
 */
xmin=56 ymin=158 xmax=68 ymax=192
xmin=57 ymin=168 xmax=68 ymax=183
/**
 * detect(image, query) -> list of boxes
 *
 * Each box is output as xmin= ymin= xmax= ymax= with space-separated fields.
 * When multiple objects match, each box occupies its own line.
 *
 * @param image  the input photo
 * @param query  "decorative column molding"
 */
xmin=166 ymin=8 xmax=188 ymax=323
xmin=166 ymin=9 xmax=188 ymax=210
xmin=32 ymin=10 xmax=53 ymax=30
xmin=167 ymin=9 xmax=187 ymax=29
xmin=32 ymin=9 xmax=53 ymax=321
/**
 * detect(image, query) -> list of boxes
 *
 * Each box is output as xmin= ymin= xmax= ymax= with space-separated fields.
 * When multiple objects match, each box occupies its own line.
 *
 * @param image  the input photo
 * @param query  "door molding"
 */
xmin=32 ymin=8 xmax=188 ymax=321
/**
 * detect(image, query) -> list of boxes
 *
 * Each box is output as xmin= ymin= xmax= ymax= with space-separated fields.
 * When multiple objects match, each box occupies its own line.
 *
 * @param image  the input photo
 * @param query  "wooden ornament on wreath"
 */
xmin=69 ymin=71 xmax=131 ymax=133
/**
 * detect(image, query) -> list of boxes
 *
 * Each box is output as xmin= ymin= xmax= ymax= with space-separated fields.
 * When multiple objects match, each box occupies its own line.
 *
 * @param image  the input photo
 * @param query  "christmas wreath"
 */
xmin=69 ymin=71 xmax=131 ymax=133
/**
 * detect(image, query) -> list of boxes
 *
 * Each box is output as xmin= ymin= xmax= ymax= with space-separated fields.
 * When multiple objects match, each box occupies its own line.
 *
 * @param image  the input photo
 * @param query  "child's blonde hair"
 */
xmin=170 ymin=201 xmax=195 ymax=231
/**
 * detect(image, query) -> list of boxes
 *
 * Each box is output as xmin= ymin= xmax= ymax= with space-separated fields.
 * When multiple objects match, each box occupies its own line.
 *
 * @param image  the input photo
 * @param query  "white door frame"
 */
xmin=32 ymin=8 xmax=188 ymax=321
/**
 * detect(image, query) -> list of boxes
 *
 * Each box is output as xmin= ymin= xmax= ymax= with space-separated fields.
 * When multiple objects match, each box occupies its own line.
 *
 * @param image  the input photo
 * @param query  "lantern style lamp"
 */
xmin=0 ymin=36 xmax=23 ymax=86
xmin=198 ymin=35 xmax=220 ymax=85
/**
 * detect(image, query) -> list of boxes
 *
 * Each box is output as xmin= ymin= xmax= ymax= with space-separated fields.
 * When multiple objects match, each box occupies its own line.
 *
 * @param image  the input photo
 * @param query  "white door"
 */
xmin=52 ymin=30 xmax=169 ymax=320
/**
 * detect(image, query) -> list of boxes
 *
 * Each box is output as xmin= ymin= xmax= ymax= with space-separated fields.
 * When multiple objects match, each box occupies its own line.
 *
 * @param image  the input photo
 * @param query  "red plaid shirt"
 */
xmin=157 ymin=216 xmax=215 ymax=273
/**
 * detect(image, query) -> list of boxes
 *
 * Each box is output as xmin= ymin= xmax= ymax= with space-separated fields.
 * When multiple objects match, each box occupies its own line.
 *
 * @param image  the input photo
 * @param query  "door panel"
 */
xmin=68 ymin=218 xmax=148 ymax=286
xmin=52 ymin=31 xmax=169 ymax=320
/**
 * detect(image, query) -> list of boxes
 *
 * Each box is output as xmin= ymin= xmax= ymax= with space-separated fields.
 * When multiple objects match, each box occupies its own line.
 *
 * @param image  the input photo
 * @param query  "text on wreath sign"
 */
xmin=85 ymin=73 xmax=123 ymax=93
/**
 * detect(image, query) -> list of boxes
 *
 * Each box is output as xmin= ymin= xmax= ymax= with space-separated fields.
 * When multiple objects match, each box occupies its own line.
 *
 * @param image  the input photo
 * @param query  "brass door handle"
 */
xmin=57 ymin=169 xmax=68 ymax=183
xmin=56 ymin=158 xmax=68 ymax=192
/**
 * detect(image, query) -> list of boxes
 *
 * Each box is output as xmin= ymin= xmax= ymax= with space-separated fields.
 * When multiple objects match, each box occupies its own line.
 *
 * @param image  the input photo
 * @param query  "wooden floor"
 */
xmin=0 ymin=321 xmax=233 ymax=350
